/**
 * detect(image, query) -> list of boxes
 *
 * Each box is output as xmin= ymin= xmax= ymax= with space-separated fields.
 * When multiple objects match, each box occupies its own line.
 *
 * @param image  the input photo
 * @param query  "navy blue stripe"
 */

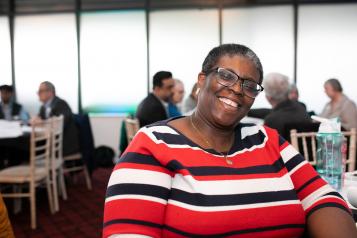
xmin=152 ymin=131 xmax=197 ymax=147
xmin=118 ymin=152 xmax=162 ymax=166
xmin=285 ymin=154 xmax=305 ymax=171
xmin=150 ymin=122 xmax=266 ymax=153
xmin=170 ymin=188 xmax=298 ymax=207
xmin=279 ymin=136 xmax=286 ymax=146
xmin=187 ymin=158 xmax=284 ymax=176
xmin=104 ymin=218 xmax=305 ymax=237
xmin=231 ymin=128 xmax=266 ymax=153
xmin=106 ymin=183 xmax=170 ymax=200
xmin=103 ymin=218 xmax=162 ymax=229
xmin=325 ymin=191 xmax=345 ymax=200
xmin=296 ymin=175 xmax=320 ymax=194
xmin=306 ymin=203 xmax=352 ymax=219
xmin=164 ymin=223 xmax=305 ymax=237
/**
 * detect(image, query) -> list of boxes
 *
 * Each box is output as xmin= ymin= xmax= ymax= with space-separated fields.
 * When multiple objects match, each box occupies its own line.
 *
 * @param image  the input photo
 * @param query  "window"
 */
xmin=80 ymin=11 xmax=147 ymax=113
xmin=15 ymin=14 xmax=78 ymax=115
xmin=149 ymin=9 xmax=219 ymax=99
xmin=297 ymin=4 xmax=357 ymax=113
xmin=223 ymin=6 xmax=294 ymax=108
xmin=0 ymin=16 xmax=11 ymax=86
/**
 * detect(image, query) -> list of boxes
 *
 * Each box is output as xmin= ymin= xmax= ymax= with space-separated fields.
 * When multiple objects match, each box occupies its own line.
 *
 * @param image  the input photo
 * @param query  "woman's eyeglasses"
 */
xmin=207 ymin=67 xmax=264 ymax=98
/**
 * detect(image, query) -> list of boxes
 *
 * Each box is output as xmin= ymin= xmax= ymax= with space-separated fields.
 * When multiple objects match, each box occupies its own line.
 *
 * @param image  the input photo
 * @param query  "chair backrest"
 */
xmin=50 ymin=115 xmax=64 ymax=169
xmin=124 ymin=118 xmax=140 ymax=143
xmin=73 ymin=113 xmax=95 ymax=174
xmin=290 ymin=128 xmax=357 ymax=171
xmin=30 ymin=121 xmax=51 ymax=177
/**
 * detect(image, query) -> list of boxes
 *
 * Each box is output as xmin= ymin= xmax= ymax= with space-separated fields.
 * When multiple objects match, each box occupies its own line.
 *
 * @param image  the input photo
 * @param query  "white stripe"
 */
xmin=108 ymin=168 xmax=172 ymax=189
xmin=105 ymin=194 xmax=167 ymax=205
xmin=109 ymin=234 xmax=151 ymax=238
xmin=241 ymin=125 xmax=260 ymax=140
xmin=280 ymin=145 xmax=299 ymax=164
xmin=168 ymin=199 xmax=301 ymax=212
xmin=301 ymin=184 xmax=336 ymax=210
xmin=142 ymin=125 xmax=178 ymax=135
xmin=171 ymin=173 xmax=294 ymax=195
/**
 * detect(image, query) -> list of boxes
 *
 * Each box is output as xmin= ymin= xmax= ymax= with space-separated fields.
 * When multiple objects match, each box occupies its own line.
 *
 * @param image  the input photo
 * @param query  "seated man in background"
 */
xmin=288 ymin=83 xmax=306 ymax=109
xmin=136 ymin=71 xmax=174 ymax=127
xmin=320 ymin=78 xmax=357 ymax=130
xmin=32 ymin=81 xmax=79 ymax=156
xmin=168 ymin=79 xmax=184 ymax=117
xmin=263 ymin=73 xmax=311 ymax=139
xmin=0 ymin=84 xmax=29 ymax=123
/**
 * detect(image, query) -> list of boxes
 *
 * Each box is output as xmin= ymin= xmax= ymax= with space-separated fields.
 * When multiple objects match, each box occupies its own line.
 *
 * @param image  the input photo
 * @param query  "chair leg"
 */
xmin=59 ymin=167 xmax=67 ymax=200
xmin=84 ymin=166 xmax=92 ymax=190
xmin=52 ymin=169 xmax=59 ymax=212
xmin=30 ymin=181 xmax=36 ymax=229
xmin=46 ymin=176 xmax=55 ymax=214
xmin=13 ymin=185 xmax=22 ymax=214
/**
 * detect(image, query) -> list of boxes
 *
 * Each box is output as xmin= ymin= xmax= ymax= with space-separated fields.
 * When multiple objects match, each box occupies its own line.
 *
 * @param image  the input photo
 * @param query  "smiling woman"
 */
xmin=103 ymin=44 xmax=357 ymax=238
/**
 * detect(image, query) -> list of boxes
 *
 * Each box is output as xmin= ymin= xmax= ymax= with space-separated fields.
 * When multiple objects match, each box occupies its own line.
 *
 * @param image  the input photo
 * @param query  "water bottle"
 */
xmin=313 ymin=116 xmax=344 ymax=191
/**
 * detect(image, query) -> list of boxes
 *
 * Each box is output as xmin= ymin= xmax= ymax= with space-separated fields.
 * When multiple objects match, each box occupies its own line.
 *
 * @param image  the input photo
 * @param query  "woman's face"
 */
xmin=324 ymin=83 xmax=337 ymax=100
xmin=196 ymin=55 xmax=260 ymax=128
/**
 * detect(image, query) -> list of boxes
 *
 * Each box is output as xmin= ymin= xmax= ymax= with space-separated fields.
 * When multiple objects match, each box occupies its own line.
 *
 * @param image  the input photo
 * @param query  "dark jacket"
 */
xmin=0 ymin=102 xmax=22 ymax=120
xmin=39 ymin=96 xmax=79 ymax=156
xmin=136 ymin=93 xmax=168 ymax=127
xmin=264 ymin=99 xmax=311 ymax=140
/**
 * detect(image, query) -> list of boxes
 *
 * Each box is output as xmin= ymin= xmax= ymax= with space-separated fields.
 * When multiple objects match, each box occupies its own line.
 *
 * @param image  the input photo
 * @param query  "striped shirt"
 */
xmin=103 ymin=118 xmax=350 ymax=238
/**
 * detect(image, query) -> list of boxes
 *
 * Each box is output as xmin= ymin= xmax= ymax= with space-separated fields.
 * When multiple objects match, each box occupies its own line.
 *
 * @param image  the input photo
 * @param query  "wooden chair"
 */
xmin=49 ymin=115 xmax=67 ymax=212
xmin=290 ymin=128 xmax=357 ymax=171
xmin=124 ymin=117 xmax=140 ymax=143
xmin=0 ymin=122 xmax=53 ymax=229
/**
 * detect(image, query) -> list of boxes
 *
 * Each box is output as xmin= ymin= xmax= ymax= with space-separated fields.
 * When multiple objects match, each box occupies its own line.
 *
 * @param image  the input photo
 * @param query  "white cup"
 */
xmin=346 ymin=186 xmax=357 ymax=208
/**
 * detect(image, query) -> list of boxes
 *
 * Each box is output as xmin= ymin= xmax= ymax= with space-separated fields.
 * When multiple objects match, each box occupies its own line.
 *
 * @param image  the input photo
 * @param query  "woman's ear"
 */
xmin=197 ymin=72 xmax=206 ymax=89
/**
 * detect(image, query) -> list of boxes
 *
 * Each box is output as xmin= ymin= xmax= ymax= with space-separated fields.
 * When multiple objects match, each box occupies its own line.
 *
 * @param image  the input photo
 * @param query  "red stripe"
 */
xmin=113 ymin=162 xmax=174 ymax=176
xmin=103 ymin=223 xmax=160 ymax=238
xmin=164 ymin=204 xmax=305 ymax=235
xmin=305 ymin=197 xmax=350 ymax=214
xmin=104 ymin=199 xmax=166 ymax=224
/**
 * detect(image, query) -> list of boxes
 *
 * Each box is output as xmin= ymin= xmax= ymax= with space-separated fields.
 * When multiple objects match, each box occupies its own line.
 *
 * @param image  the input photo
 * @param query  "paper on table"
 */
xmin=0 ymin=120 xmax=23 ymax=138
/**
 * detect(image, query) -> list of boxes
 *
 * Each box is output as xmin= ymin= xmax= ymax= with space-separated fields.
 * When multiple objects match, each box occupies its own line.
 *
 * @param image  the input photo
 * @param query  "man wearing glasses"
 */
xmin=32 ymin=81 xmax=79 ymax=156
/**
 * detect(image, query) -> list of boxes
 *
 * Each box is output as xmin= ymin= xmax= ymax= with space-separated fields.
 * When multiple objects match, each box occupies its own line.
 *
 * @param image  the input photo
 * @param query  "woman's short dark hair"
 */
xmin=201 ymin=43 xmax=263 ymax=84
xmin=153 ymin=71 xmax=172 ymax=89
xmin=325 ymin=78 xmax=343 ymax=92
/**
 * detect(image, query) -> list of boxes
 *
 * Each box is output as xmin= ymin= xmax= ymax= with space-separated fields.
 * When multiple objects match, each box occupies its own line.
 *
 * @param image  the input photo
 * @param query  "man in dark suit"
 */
xmin=0 ymin=85 xmax=29 ymax=123
xmin=34 ymin=81 xmax=79 ymax=156
xmin=263 ymin=73 xmax=311 ymax=140
xmin=136 ymin=71 xmax=174 ymax=127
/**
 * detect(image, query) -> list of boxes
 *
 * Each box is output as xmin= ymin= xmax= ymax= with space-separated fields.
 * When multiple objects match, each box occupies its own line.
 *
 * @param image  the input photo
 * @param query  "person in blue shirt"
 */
xmin=168 ymin=79 xmax=185 ymax=117
xmin=0 ymin=85 xmax=29 ymax=124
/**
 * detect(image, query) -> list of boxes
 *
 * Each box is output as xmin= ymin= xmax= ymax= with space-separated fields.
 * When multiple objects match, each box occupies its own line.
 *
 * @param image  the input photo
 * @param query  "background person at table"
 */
xmin=288 ymin=83 xmax=307 ymax=110
xmin=168 ymin=79 xmax=185 ymax=117
xmin=182 ymin=82 xmax=198 ymax=114
xmin=103 ymin=44 xmax=357 ymax=238
xmin=32 ymin=81 xmax=79 ymax=156
xmin=320 ymin=78 xmax=357 ymax=130
xmin=136 ymin=71 xmax=174 ymax=127
xmin=0 ymin=85 xmax=29 ymax=124
xmin=263 ymin=72 xmax=311 ymax=140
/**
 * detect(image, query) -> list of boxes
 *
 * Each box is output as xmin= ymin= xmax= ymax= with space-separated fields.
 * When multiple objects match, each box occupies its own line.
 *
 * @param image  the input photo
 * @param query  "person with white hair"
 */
xmin=263 ymin=73 xmax=311 ymax=138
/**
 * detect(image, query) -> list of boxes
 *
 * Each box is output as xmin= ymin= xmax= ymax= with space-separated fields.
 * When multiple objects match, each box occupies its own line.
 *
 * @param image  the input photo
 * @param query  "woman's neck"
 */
xmin=192 ymin=111 xmax=235 ymax=152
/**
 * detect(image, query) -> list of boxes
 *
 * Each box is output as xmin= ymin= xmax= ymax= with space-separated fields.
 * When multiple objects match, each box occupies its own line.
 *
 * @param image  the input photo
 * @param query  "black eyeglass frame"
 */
xmin=204 ymin=67 xmax=264 ymax=98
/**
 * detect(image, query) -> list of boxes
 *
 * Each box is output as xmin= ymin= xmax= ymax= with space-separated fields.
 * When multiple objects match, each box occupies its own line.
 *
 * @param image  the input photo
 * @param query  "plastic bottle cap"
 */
xmin=311 ymin=115 xmax=341 ymax=133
